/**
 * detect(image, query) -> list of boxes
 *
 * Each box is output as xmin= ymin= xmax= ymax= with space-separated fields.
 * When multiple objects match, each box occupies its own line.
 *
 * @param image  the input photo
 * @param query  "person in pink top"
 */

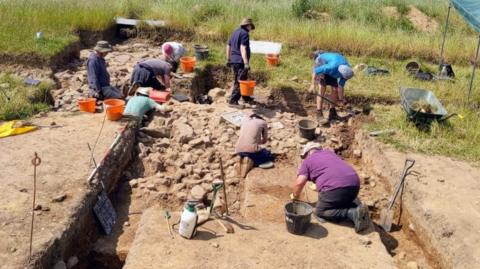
xmin=235 ymin=113 xmax=274 ymax=178
xmin=291 ymin=142 xmax=370 ymax=233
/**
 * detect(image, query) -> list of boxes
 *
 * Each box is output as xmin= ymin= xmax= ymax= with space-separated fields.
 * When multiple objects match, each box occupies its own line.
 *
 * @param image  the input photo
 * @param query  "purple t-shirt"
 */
xmin=298 ymin=150 xmax=360 ymax=192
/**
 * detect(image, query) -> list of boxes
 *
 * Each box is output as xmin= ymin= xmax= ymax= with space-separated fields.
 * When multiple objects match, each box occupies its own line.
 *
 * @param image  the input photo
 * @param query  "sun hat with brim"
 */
xmin=240 ymin=18 xmax=255 ymax=30
xmin=338 ymin=65 xmax=354 ymax=80
xmin=300 ymin=142 xmax=322 ymax=158
xmin=94 ymin=40 xmax=113 ymax=53
xmin=136 ymin=87 xmax=150 ymax=96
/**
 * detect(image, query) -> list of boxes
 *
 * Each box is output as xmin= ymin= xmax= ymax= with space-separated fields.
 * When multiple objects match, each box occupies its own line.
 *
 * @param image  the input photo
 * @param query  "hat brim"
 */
xmin=94 ymin=46 xmax=112 ymax=53
xmin=241 ymin=23 xmax=255 ymax=30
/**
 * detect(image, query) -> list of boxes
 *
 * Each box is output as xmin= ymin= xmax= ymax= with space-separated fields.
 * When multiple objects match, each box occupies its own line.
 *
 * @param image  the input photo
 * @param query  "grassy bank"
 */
xmin=0 ymin=0 xmax=477 ymax=64
xmin=0 ymin=74 xmax=52 ymax=121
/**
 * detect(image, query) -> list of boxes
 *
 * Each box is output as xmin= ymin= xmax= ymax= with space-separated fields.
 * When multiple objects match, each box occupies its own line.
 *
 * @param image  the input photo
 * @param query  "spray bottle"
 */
xmin=179 ymin=201 xmax=198 ymax=239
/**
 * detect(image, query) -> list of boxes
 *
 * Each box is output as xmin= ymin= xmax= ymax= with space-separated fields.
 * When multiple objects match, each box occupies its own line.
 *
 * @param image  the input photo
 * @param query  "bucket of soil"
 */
xmin=180 ymin=56 xmax=196 ymax=73
xmin=266 ymin=54 xmax=280 ymax=66
xmin=78 ymin=97 xmax=96 ymax=113
xmin=284 ymin=201 xmax=313 ymax=235
xmin=104 ymin=99 xmax=125 ymax=121
xmin=194 ymin=44 xmax=209 ymax=60
xmin=298 ymin=119 xmax=318 ymax=140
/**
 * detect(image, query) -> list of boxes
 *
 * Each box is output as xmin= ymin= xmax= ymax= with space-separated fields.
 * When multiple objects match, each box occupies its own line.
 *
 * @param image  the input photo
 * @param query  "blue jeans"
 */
xmin=239 ymin=149 xmax=273 ymax=166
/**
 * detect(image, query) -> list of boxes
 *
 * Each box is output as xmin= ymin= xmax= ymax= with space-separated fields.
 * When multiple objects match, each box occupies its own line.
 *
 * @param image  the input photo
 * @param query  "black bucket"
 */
xmin=298 ymin=119 xmax=317 ymax=140
xmin=194 ymin=44 xmax=209 ymax=60
xmin=284 ymin=201 xmax=313 ymax=235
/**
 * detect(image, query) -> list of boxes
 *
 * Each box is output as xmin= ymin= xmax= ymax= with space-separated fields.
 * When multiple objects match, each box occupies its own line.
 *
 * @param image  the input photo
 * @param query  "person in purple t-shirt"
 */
xmin=226 ymin=18 xmax=255 ymax=108
xmin=291 ymin=142 xmax=370 ymax=233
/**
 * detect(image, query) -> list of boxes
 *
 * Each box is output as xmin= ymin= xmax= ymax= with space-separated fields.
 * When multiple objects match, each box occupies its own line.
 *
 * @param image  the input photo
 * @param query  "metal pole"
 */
xmin=29 ymin=153 xmax=41 ymax=261
xmin=439 ymin=4 xmax=452 ymax=65
xmin=467 ymin=35 xmax=480 ymax=104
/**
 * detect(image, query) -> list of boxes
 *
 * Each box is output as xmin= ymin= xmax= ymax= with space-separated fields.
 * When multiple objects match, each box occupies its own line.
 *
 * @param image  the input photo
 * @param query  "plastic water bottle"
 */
xmin=179 ymin=201 xmax=198 ymax=239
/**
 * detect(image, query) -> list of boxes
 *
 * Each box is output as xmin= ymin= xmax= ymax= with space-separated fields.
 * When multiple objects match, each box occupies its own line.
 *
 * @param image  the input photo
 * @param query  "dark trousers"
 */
xmin=229 ymin=63 xmax=252 ymax=104
xmin=131 ymin=64 xmax=165 ymax=90
xmin=239 ymin=149 xmax=273 ymax=166
xmin=316 ymin=186 xmax=359 ymax=222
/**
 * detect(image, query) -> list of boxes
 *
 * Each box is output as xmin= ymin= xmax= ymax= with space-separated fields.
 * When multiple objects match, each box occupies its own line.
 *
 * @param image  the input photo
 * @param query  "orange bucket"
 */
xmin=103 ymin=99 xmax=125 ymax=121
xmin=78 ymin=98 xmax=96 ymax=113
xmin=239 ymin=80 xmax=256 ymax=96
xmin=266 ymin=54 xmax=279 ymax=66
xmin=180 ymin=56 xmax=196 ymax=73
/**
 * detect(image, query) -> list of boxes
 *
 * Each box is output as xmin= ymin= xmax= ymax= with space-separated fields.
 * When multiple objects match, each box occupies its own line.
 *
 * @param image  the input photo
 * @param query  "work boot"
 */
xmin=328 ymin=107 xmax=339 ymax=121
xmin=347 ymin=204 xmax=370 ymax=233
xmin=241 ymin=157 xmax=254 ymax=178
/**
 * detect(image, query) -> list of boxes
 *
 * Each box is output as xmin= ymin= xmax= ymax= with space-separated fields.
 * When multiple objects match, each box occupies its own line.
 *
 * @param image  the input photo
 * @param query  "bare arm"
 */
xmin=240 ymin=45 xmax=248 ymax=65
xmin=226 ymin=44 xmax=231 ymax=62
xmin=292 ymin=175 xmax=308 ymax=199
xmin=162 ymin=75 xmax=171 ymax=89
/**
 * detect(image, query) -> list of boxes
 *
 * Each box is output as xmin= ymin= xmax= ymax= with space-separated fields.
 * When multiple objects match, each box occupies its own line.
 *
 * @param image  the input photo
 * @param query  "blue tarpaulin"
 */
xmin=451 ymin=0 xmax=480 ymax=33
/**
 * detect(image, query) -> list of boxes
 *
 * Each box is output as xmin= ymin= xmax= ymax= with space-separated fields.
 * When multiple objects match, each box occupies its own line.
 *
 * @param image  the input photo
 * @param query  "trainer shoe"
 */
xmin=258 ymin=161 xmax=274 ymax=169
xmin=228 ymin=102 xmax=244 ymax=109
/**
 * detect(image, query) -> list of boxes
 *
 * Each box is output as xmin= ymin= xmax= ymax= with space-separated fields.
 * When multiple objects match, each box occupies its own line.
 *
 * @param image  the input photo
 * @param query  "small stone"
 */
xmin=398 ymin=251 xmax=406 ymax=260
xmin=330 ymin=137 xmax=340 ymax=144
xmin=190 ymin=185 xmax=207 ymax=201
xmin=176 ymin=191 xmax=187 ymax=201
xmin=52 ymin=194 xmax=67 ymax=203
xmin=406 ymin=261 xmax=419 ymax=269
xmin=146 ymin=184 xmax=157 ymax=191
xmin=124 ymin=221 xmax=130 ymax=227
xmin=298 ymin=138 xmax=308 ymax=145
xmin=67 ymin=256 xmax=79 ymax=269
xmin=353 ymin=149 xmax=362 ymax=158
xmin=9 ymin=247 xmax=17 ymax=253
xmin=53 ymin=261 xmax=67 ymax=269
xmin=369 ymin=181 xmax=376 ymax=188
xmin=139 ymin=178 xmax=148 ymax=184
xmin=129 ymin=179 xmax=139 ymax=188
xmin=34 ymin=204 xmax=42 ymax=211
xmin=211 ymin=242 xmax=219 ymax=248
xmin=437 ymin=178 xmax=445 ymax=183
xmin=289 ymin=76 xmax=299 ymax=82
xmin=188 ymin=138 xmax=203 ymax=147
xmin=358 ymin=236 xmax=372 ymax=246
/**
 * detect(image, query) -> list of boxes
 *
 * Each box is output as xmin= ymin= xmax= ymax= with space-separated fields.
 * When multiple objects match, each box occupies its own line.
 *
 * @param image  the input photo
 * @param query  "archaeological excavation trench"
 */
xmin=3 ymin=28 xmax=464 ymax=269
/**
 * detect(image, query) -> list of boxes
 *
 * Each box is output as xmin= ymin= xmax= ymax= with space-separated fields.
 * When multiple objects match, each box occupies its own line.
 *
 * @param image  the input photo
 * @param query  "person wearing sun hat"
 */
xmin=226 ymin=18 xmax=256 ymax=108
xmin=123 ymin=87 xmax=172 ymax=125
xmin=161 ymin=41 xmax=186 ymax=72
xmin=86 ymin=40 xmax=123 ymax=100
xmin=291 ymin=142 xmax=370 ymax=233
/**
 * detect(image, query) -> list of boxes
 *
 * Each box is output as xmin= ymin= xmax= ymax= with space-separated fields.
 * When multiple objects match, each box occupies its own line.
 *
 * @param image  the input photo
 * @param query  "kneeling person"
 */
xmin=123 ymin=87 xmax=171 ymax=125
xmin=235 ymin=113 xmax=274 ymax=178
xmin=291 ymin=142 xmax=370 ymax=233
xmin=131 ymin=59 xmax=172 ymax=92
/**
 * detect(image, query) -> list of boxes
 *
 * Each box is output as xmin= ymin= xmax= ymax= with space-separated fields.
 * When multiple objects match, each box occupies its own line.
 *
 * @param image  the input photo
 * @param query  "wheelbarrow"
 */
xmin=399 ymin=87 xmax=461 ymax=124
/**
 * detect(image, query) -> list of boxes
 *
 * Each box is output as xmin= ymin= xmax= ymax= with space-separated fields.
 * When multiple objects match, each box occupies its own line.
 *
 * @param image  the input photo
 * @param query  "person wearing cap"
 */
xmin=291 ymin=142 xmax=370 ymax=233
xmin=123 ymin=87 xmax=171 ymax=125
xmin=311 ymin=52 xmax=354 ymax=120
xmin=161 ymin=42 xmax=186 ymax=72
xmin=235 ymin=113 xmax=274 ymax=178
xmin=130 ymin=58 xmax=172 ymax=91
xmin=226 ymin=18 xmax=255 ymax=108
xmin=87 ymin=41 xmax=123 ymax=100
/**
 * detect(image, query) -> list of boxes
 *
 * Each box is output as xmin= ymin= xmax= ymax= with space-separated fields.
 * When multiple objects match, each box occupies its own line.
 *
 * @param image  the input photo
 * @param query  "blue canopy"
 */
xmin=451 ymin=0 xmax=480 ymax=33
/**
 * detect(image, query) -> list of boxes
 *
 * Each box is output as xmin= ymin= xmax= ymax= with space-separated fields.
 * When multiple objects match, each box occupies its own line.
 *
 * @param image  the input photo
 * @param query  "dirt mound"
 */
xmin=407 ymin=6 xmax=439 ymax=33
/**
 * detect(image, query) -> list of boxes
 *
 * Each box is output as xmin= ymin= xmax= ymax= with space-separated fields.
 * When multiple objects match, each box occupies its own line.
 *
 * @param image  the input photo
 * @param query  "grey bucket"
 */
xmin=194 ymin=44 xmax=209 ymax=60
xmin=284 ymin=201 xmax=313 ymax=235
xmin=298 ymin=119 xmax=318 ymax=140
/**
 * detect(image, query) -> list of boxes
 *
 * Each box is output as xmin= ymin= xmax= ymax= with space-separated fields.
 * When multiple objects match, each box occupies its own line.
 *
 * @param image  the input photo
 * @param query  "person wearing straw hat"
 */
xmin=123 ymin=87 xmax=172 ymax=125
xmin=87 ymin=40 xmax=123 ymax=100
xmin=226 ymin=18 xmax=256 ymax=109
xmin=310 ymin=51 xmax=354 ymax=121
xmin=235 ymin=113 xmax=274 ymax=178
xmin=291 ymin=142 xmax=370 ymax=233
xmin=130 ymin=58 xmax=172 ymax=93
xmin=161 ymin=41 xmax=186 ymax=72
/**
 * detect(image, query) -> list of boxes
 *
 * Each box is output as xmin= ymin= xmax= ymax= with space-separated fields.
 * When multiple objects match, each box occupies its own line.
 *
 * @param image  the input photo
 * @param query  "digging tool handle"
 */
xmin=387 ymin=158 xmax=415 ymax=210
xmin=219 ymin=157 xmax=229 ymax=215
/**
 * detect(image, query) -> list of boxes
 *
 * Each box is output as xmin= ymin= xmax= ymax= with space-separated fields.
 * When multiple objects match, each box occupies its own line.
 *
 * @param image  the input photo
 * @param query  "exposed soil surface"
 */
xmin=0 ymin=112 xmax=125 ymax=269
xmin=407 ymin=6 xmax=439 ymax=33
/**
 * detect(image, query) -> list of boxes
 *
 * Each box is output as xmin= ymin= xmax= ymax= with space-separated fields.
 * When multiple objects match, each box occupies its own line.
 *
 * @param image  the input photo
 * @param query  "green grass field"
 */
xmin=0 ymin=0 xmax=479 ymax=162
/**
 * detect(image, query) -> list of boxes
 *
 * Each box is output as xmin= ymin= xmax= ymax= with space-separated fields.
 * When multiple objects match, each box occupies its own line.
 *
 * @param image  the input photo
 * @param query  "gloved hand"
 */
xmin=244 ymin=64 xmax=250 ymax=71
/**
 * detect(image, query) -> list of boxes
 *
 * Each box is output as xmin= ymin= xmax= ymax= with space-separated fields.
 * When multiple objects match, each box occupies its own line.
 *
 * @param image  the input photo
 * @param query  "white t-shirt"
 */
xmin=162 ymin=42 xmax=186 ymax=62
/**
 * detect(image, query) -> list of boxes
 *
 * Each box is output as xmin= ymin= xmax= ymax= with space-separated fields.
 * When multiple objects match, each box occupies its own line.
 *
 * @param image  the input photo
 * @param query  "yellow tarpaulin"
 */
xmin=0 ymin=121 xmax=37 ymax=138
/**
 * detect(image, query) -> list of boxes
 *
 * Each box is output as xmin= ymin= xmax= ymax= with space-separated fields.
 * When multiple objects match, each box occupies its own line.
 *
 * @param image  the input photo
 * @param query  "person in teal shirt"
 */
xmin=123 ymin=87 xmax=171 ymax=124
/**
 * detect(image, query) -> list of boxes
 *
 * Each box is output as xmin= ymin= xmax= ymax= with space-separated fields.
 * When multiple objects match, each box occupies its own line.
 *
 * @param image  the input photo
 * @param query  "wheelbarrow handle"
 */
xmin=439 ymin=113 xmax=462 ymax=122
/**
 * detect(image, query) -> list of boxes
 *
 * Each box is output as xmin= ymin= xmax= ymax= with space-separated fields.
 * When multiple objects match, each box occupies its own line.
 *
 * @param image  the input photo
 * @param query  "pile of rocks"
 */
xmin=123 ymin=95 xmax=315 ymax=210
xmin=52 ymin=42 xmax=164 ymax=112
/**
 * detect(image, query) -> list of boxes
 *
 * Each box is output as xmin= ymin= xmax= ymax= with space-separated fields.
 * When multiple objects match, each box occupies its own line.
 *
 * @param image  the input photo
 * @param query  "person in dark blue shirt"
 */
xmin=226 ymin=18 xmax=255 ymax=108
xmin=86 ymin=41 xmax=123 ymax=100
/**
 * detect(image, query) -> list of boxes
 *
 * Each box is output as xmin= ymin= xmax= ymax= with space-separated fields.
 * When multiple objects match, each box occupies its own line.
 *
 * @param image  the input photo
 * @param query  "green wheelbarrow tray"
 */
xmin=400 ymin=87 xmax=458 ymax=122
